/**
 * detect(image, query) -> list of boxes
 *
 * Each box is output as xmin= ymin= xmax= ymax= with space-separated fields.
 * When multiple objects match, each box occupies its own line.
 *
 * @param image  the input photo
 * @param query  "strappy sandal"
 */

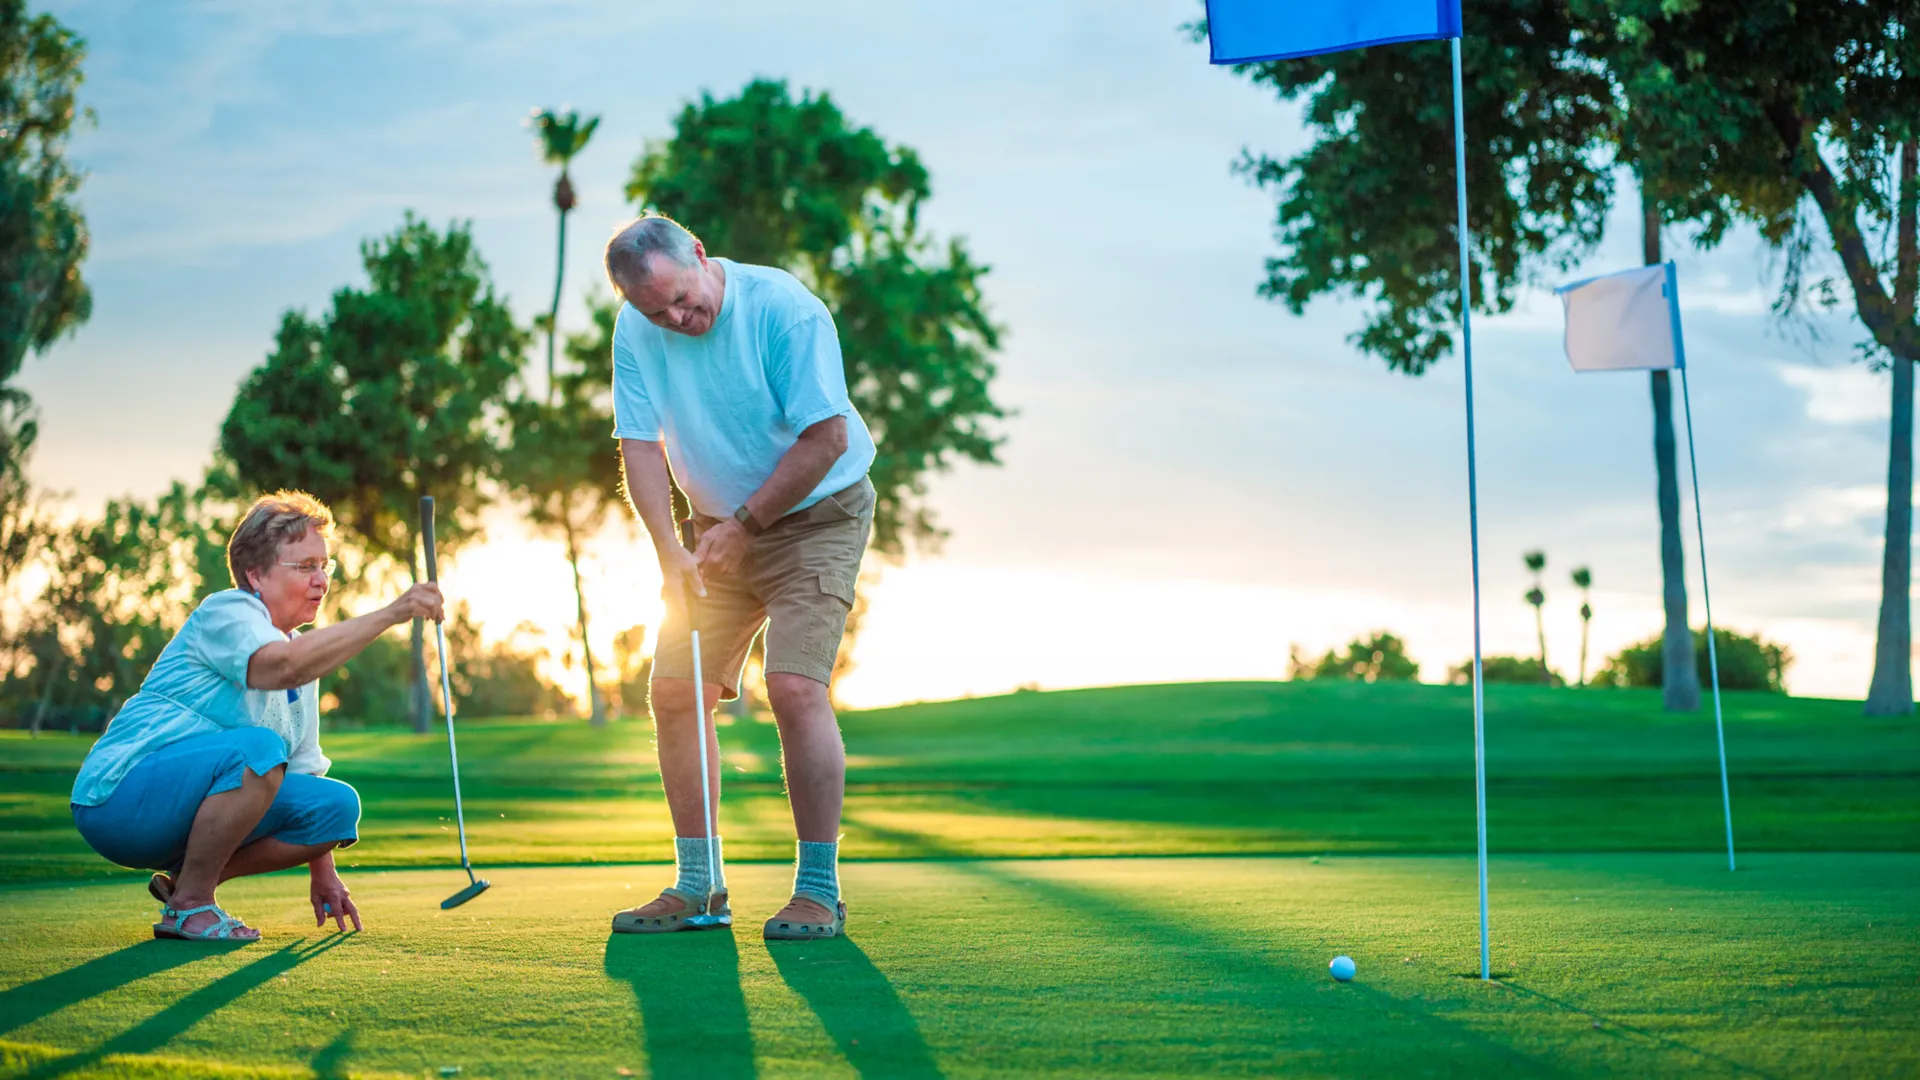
xmin=153 ymin=903 xmax=257 ymax=943
xmin=763 ymin=891 xmax=846 ymax=940
xmin=610 ymin=888 xmax=732 ymax=934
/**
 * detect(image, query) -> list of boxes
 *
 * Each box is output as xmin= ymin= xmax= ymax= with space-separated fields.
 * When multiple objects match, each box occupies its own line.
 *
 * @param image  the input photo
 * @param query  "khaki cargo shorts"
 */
xmin=653 ymin=477 xmax=874 ymax=697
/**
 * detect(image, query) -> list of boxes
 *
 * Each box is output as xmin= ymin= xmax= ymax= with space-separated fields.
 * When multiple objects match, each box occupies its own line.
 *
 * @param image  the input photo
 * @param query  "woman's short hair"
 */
xmin=227 ymin=491 xmax=335 ymax=591
xmin=604 ymin=214 xmax=700 ymax=293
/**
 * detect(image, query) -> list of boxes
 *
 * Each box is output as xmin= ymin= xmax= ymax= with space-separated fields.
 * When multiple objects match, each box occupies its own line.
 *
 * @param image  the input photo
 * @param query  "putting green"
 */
xmin=3 ymin=854 xmax=1916 ymax=1078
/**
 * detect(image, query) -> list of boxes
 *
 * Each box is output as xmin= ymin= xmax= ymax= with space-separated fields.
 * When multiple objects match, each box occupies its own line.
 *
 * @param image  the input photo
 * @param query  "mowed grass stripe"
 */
xmin=5 ymin=682 xmax=1916 ymax=882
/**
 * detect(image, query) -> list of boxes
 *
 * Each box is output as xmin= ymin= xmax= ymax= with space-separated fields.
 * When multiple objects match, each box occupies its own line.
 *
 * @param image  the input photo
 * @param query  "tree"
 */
xmin=220 ymin=215 xmax=526 ymax=731
xmin=0 ymin=0 xmax=90 ymax=397
xmin=1571 ymin=564 xmax=1593 ymax=686
xmin=500 ymin=297 xmax=623 ymax=724
xmin=1577 ymin=1 xmax=1918 ymax=713
xmin=1288 ymin=631 xmax=1420 ymax=682
xmin=1198 ymin=3 xmax=1724 ymax=708
xmin=625 ymin=78 xmax=1006 ymax=556
xmin=7 ymin=479 xmax=228 ymax=733
xmin=1448 ymin=654 xmax=1564 ymax=686
xmin=1522 ymin=549 xmax=1549 ymax=682
xmin=511 ymin=106 xmax=613 ymax=725
xmin=1593 ymin=627 xmax=1791 ymax=695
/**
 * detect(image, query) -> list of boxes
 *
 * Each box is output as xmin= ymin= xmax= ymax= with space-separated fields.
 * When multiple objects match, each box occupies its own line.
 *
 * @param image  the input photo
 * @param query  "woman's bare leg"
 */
xmin=220 ymin=837 xmax=339 ymax=882
xmin=167 ymin=764 xmax=284 ymax=938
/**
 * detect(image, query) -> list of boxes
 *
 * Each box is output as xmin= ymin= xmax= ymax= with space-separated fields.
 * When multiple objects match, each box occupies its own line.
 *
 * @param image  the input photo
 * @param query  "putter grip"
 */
xmin=677 ymin=519 xmax=700 ymax=624
xmin=420 ymin=496 xmax=439 ymax=583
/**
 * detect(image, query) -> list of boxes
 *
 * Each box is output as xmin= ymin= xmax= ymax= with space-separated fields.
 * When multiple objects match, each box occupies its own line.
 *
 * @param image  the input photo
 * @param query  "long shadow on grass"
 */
xmin=0 ymin=940 xmax=215 ymax=1037
xmin=846 ymin=814 xmax=1574 ymax=1077
xmin=767 ymin=937 xmax=942 ymax=1079
xmin=18 ymin=934 xmax=349 ymax=1080
xmin=1500 ymin=980 xmax=1781 ymax=1080
xmin=605 ymin=932 xmax=755 ymax=1080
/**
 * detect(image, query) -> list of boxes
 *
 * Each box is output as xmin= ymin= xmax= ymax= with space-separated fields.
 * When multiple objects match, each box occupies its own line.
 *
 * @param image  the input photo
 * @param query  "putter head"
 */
xmin=440 ymin=879 xmax=491 ymax=909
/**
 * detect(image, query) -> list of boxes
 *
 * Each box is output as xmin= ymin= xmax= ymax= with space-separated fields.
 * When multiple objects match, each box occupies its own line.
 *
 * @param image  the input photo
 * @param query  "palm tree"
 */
xmin=528 ymin=107 xmax=607 ymax=725
xmin=1571 ymin=566 xmax=1593 ymax=687
xmin=1523 ymin=550 xmax=1549 ymax=684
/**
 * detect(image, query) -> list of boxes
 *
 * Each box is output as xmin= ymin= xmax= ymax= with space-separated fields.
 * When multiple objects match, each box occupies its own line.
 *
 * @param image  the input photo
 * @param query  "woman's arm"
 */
xmin=245 ymin=583 xmax=444 ymax=691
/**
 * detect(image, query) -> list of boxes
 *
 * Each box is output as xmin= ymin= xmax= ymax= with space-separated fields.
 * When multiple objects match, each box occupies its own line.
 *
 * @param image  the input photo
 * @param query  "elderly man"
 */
xmin=604 ymin=215 xmax=875 ymax=940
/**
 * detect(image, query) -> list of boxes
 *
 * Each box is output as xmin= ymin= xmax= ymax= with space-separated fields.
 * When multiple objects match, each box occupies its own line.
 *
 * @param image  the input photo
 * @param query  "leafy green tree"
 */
xmin=1448 ymin=654 xmax=1564 ymax=686
xmin=1593 ymin=627 xmax=1791 ymax=695
xmin=7 ymin=480 xmax=227 ymax=733
xmin=625 ymin=78 xmax=1006 ymax=556
xmin=0 ymin=0 xmax=90 ymax=398
xmin=500 ymin=298 xmax=623 ymax=723
xmin=1522 ymin=550 xmax=1549 ymax=682
xmin=220 ymin=215 xmax=527 ymax=731
xmin=1288 ymin=631 xmax=1420 ymax=683
xmin=1571 ymin=565 xmax=1594 ymax=686
xmin=1576 ymin=1 xmax=1918 ymax=713
xmin=1196 ymin=4 xmax=1721 ymax=708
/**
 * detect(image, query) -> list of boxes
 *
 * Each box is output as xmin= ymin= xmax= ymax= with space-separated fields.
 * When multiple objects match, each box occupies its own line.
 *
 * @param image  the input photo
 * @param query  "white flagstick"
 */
xmin=1450 ymin=34 xmax=1492 ymax=982
xmin=1668 ymin=265 xmax=1736 ymax=871
xmin=679 ymin=521 xmax=721 ymax=923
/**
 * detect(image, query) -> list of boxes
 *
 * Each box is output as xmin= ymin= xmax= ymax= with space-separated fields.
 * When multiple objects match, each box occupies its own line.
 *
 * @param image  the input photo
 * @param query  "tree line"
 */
xmin=0 ymin=3 xmax=1006 ymax=731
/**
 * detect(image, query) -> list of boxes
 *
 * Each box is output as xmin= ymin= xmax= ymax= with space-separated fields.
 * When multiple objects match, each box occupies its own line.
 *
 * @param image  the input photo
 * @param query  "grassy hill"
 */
xmin=5 ymin=681 xmax=1914 ymax=882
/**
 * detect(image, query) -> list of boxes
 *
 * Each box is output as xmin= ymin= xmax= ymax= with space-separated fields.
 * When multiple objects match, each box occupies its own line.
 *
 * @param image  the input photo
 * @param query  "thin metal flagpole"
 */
xmin=1668 ymin=264 xmax=1735 ymax=871
xmin=1450 ymin=35 xmax=1492 ymax=981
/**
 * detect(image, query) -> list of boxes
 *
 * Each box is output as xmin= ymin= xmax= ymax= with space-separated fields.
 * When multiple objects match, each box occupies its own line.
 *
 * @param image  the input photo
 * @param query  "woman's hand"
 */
xmin=311 ymin=866 xmax=362 ymax=932
xmin=386 ymin=582 xmax=446 ymax=625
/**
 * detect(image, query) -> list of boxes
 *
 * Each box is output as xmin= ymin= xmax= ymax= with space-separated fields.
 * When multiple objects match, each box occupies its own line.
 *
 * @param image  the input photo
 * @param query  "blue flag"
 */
xmin=1207 ymin=0 xmax=1463 ymax=64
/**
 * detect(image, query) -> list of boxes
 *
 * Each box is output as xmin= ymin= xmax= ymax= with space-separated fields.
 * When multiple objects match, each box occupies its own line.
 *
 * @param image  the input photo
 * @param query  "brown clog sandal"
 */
xmin=763 ymin=891 xmax=846 ymax=940
xmin=611 ymin=887 xmax=732 ymax=934
xmin=148 ymin=872 xmax=174 ymax=905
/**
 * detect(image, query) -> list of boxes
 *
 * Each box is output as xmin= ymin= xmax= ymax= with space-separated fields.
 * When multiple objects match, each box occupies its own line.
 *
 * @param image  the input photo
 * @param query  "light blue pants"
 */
xmin=72 ymin=727 xmax=360 ymax=872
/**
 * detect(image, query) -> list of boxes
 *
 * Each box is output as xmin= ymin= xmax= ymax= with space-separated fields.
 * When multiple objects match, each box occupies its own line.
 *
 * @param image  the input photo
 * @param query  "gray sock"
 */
xmin=673 ymin=835 xmax=726 ymax=898
xmin=794 ymin=840 xmax=839 ymax=904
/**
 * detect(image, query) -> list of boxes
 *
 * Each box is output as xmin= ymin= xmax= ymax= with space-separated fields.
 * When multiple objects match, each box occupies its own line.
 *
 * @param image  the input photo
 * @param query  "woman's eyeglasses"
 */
xmin=279 ymin=558 xmax=338 ymax=578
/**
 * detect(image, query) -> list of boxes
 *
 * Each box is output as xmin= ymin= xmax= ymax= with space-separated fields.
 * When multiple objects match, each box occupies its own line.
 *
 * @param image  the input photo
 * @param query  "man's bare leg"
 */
xmin=167 ymin=764 xmax=284 ymax=938
xmin=766 ymin=672 xmax=844 ymax=923
xmin=618 ymin=675 xmax=726 ymax=919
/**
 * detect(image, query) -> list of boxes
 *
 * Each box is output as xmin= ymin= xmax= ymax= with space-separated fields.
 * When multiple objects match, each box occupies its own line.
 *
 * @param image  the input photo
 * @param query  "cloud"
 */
xmin=1776 ymin=362 xmax=1890 ymax=425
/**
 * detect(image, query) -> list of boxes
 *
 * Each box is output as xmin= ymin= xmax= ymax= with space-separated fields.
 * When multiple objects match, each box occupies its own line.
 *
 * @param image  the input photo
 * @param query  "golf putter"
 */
xmin=679 ymin=519 xmax=728 ymax=929
xmin=423 ymin=496 xmax=490 ymax=910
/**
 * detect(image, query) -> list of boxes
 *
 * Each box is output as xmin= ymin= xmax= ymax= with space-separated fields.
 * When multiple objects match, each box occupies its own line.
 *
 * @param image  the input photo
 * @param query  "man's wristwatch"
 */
xmin=733 ymin=504 xmax=766 ymax=536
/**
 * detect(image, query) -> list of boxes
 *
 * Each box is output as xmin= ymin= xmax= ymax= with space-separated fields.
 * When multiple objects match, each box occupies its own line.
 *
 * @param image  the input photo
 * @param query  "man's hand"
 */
xmin=694 ymin=519 xmax=750 ymax=578
xmin=310 ymin=867 xmax=362 ymax=932
xmin=659 ymin=542 xmax=707 ymax=601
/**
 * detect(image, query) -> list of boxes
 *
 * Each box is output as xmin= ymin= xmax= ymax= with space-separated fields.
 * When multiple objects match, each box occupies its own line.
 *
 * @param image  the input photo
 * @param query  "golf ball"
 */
xmin=1329 ymin=955 xmax=1356 ymax=982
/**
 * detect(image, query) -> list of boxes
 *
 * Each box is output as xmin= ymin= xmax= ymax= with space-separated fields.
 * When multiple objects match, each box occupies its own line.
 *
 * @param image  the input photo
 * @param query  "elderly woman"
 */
xmin=69 ymin=491 xmax=442 ymax=943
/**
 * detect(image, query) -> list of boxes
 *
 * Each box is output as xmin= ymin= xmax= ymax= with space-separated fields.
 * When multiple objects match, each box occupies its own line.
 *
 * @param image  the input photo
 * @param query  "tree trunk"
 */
xmin=1865 ymin=352 xmax=1914 ymax=714
xmin=29 ymin=651 xmax=61 ymax=736
xmin=1644 ymin=191 xmax=1699 ymax=711
xmin=1577 ymin=613 xmax=1590 ymax=688
xmin=1865 ymin=142 xmax=1918 ymax=716
xmin=560 ymin=487 xmax=606 ymax=726
xmin=1534 ymin=606 xmax=1550 ymax=684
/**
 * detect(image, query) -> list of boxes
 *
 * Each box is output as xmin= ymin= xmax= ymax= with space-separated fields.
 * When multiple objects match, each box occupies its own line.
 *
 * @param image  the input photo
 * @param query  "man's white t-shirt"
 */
xmin=610 ymin=258 xmax=876 ymax=518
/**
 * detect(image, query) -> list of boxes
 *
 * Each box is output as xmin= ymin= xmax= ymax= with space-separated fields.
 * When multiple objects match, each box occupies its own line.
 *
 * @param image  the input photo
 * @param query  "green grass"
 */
xmin=1 ymin=855 xmax=1915 ymax=1078
xmin=4 ymin=683 xmax=1916 ymax=881
xmin=1 ymin=681 xmax=1917 ymax=1077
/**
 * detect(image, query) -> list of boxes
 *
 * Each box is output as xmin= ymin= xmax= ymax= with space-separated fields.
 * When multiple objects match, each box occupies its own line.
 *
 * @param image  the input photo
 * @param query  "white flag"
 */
xmin=1556 ymin=263 xmax=1685 ymax=373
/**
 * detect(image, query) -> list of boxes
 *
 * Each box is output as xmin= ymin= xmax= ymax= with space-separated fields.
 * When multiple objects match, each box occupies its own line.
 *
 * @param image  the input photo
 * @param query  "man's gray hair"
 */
xmin=604 ymin=215 xmax=700 ymax=292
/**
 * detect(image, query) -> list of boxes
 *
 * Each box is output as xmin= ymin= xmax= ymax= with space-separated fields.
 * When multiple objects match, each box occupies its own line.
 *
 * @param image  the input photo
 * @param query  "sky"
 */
xmin=20 ymin=0 xmax=1898 ymax=708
